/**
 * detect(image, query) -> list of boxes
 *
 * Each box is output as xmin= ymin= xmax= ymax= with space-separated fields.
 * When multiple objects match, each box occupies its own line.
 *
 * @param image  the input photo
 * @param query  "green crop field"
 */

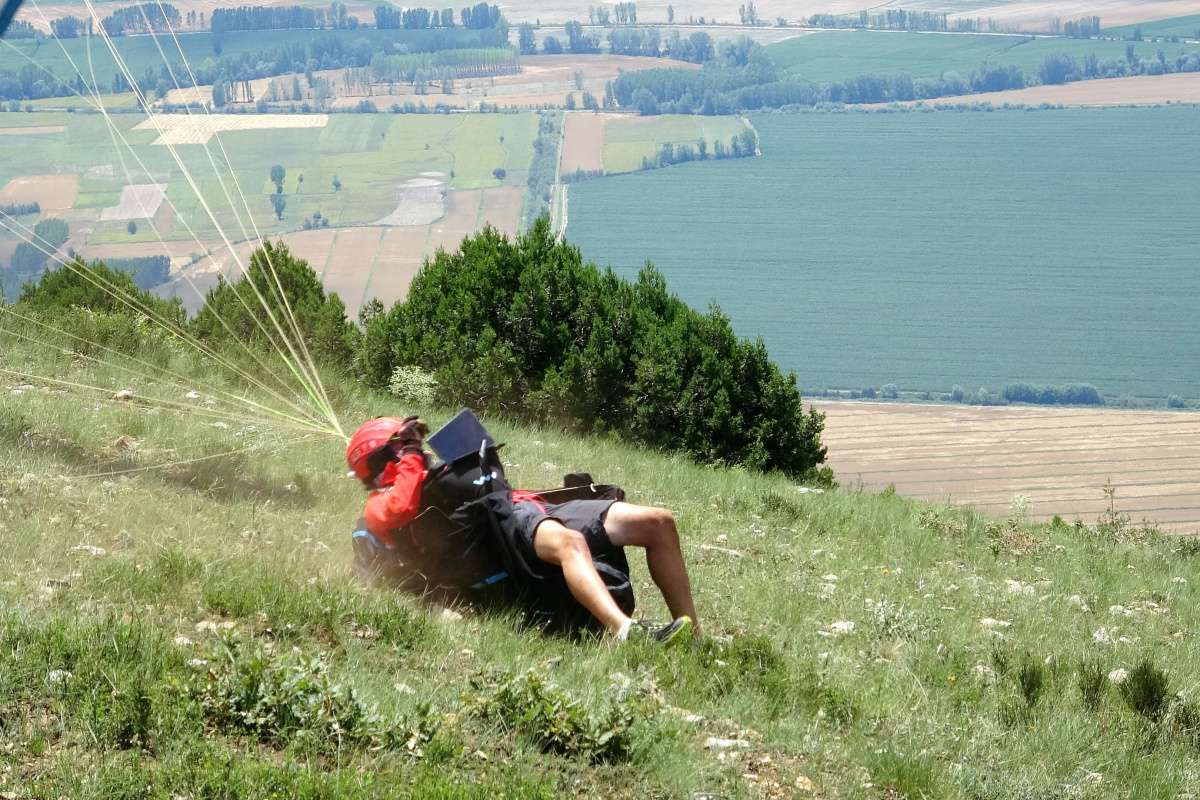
xmin=567 ymin=107 xmax=1200 ymax=400
xmin=1107 ymin=14 xmax=1200 ymax=40
xmin=765 ymin=30 xmax=1200 ymax=82
xmin=0 ymin=111 xmax=536 ymax=242
xmin=601 ymin=115 xmax=747 ymax=173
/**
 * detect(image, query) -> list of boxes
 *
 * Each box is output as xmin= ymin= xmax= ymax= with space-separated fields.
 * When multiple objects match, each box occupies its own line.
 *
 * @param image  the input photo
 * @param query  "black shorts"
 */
xmin=511 ymin=498 xmax=619 ymax=572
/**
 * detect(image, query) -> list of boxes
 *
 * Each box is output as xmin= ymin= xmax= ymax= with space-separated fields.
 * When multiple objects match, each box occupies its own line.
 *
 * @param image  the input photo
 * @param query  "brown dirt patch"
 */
xmin=0 ymin=126 xmax=65 ymax=136
xmin=561 ymin=112 xmax=623 ymax=174
xmin=367 ymin=227 xmax=430 ymax=309
xmin=478 ymin=186 xmax=523 ymax=236
xmin=886 ymin=73 xmax=1200 ymax=109
xmin=321 ymin=227 xmax=383 ymax=313
xmin=0 ymin=174 xmax=79 ymax=212
xmin=815 ymin=400 xmax=1200 ymax=533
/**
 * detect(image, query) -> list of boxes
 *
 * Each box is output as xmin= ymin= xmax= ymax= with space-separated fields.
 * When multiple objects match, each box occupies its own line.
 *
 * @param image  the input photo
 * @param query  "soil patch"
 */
xmin=100 ymin=184 xmax=168 ymax=221
xmin=0 ymin=174 xmax=79 ymax=211
xmin=561 ymin=112 xmax=624 ymax=174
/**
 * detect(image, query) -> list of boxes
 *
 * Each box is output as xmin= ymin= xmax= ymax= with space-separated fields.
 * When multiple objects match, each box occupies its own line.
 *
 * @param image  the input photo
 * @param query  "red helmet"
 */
xmin=346 ymin=416 xmax=409 ymax=481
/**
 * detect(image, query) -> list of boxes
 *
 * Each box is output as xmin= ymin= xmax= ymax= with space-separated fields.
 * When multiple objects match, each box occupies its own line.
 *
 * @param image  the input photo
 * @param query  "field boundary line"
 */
xmin=358 ymin=226 xmax=387 ymax=310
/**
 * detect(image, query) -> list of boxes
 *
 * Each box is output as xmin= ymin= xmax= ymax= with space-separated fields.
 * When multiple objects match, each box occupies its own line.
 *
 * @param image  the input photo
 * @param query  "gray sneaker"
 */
xmin=628 ymin=616 xmax=693 ymax=646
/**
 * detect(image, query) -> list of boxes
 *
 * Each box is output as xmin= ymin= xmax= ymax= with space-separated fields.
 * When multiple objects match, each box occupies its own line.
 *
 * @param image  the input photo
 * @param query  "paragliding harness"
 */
xmin=351 ymin=444 xmax=635 ymax=634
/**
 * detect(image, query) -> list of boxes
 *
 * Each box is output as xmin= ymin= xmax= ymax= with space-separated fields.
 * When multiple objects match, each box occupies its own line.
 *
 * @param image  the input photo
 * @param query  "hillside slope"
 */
xmin=2 ymin=337 xmax=1200 ymax=798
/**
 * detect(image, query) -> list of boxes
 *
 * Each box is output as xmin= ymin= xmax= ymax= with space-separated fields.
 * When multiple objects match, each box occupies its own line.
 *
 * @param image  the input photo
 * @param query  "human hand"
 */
xmin=393 ymin=416 xmax=429 ymax=453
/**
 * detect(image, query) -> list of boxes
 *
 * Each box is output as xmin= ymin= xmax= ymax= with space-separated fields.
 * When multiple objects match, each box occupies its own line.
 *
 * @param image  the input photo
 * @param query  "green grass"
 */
xmin=1107 ymin=15 xmax=1200 ymax=40
xmin=567 ymin=107 xmax=1200 ymax=400
xmin=766 ymin=29 xmax=1200 ymax=82
xmin=601 ymin=114 xmax=747 ymax=173
xmin=0 ymin=111 xmax=537 ymax=239
xmin=3 ymin=307 xmax=1200 ymax=797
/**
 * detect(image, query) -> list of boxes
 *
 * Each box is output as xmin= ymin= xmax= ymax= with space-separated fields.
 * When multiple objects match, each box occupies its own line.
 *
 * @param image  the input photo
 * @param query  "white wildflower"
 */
xmin=1068 ymin=595 xmax=1090 ymax=612
xmin=46 ymin=669 xmax=72 ymax=685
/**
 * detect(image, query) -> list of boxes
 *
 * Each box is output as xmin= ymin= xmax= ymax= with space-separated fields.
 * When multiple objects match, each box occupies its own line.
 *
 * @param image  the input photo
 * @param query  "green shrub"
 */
xmin=17 ymin=258 xmax=184 ymax=325
xmin=388 ymin=365 xmax=439 ymax=406
xmin=470 ymin=668 xmax=656 ymax=762
xmin=367 ymin=220 xmax=826 ymax=478
xmin=187 ymin=634 xmax=424 ymax=754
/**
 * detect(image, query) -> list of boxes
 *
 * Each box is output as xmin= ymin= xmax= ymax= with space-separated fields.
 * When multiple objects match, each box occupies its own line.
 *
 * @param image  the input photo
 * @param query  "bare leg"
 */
xmin=604 ymin=502 xmax=700 ymax=633
xmin=533 ymin=519 xmax=630 ymax=634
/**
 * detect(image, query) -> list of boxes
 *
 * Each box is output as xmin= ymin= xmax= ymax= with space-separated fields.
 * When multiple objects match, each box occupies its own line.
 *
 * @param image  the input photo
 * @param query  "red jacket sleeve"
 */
xmin=363 ymin=452 xmax=427 ymax=541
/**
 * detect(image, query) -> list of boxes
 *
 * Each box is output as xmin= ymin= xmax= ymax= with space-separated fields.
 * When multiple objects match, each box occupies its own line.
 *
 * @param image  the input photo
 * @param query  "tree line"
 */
xmin=99 ymin=3 xmax=182 ymax=35
xmin=1 ymin=218 xmax=68 ymax=302
xmin=606 ymin=36 xmax=1200 ymax=114
xmin=5 ymin=225 xmax=831 ymax=481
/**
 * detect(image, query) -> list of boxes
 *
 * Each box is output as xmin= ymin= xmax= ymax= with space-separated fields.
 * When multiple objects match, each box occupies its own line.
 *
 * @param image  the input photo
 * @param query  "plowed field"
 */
xmin=816 ymin=400 xmax=1200 ymax=533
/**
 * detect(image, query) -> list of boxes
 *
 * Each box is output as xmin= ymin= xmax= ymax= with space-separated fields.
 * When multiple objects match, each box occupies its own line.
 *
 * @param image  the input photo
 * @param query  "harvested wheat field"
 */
xmin=815 ymin=400 xmax=1200 ymax=533
xmin=0 ymin=174 xmax=79 ymax=212
xmin=100 ymin=184 xmax=168 ymax=221
xmin=135 ymin=114 xmax=329 ymax=145
xmin=952 ymin=0 xmax=1200 ymax=30
xmin=893 ymin=73 xmax=1200 ymax=108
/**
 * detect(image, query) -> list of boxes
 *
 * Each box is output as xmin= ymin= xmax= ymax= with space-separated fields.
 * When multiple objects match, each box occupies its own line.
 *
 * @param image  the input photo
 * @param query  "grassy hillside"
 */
xmin=3 ymin=314 xmax=1200 ymax=798
xmin=1106 ymin=15 xmax=1200 ymax=40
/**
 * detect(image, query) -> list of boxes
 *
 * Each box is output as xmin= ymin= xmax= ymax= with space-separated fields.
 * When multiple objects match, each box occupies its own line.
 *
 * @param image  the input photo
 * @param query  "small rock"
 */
xmin=795 ymin=775 xmax=816 ymax=792
xmin=973 ymin=664 xmax=996 ymax=681
xmin=394 ymin=682 xmax=417 ymax=695
xmin=683 ymin=713 xmax=705 ymax=724
xmin=1092 ymin=627 xmax=1116 ymax=646
xmin=699 ymin=544 xmax=743 ymax=558
xmin=795 ymin=487 xmax=824 ymax=494
xmin=818 ymin=582 xmax=836 ymax=599
xmin=1068 ymin=594 xmax=1090 ymax=612
xmin=1109 ymin=604 xmax=1133 ymax=617
xmin=716 ymin=534 xmax=728 ymax=543
xmin=439 ymin=607 xmax=464 ymax=622
xmin=188 ymin=658 xmax=209 ymax=668
xmin=70 ymin=544 xmax=107 ymax=557
xmin=827 ymin=620 xmax=855 ymax=635
xmin=1108 ymin=668 xmax=1129 ymax=684
xmin=46 ymin=669 xmax=72 ymax=685
xmin=173 ymin=635 xmax=193 ymax=647
xmin=1173 ymin=576 xmax=1188 ymax=585
xmin=704 ymin=736 xmax=751 ymax=751
xmin=1005 ymin=579 xmax=1035 ymax=597
xmin=822 ymin=574 xmax=839 ymax=582
xmin=112 ymin=389 xmax=135 ymax=401
xmin=980 ymin=617 xmax=1011 ymax=629
xmin=209 ymin=421 xmax=229 ymax=430
xmin=113 ymin=435 xmax=140 ymax=451
xmin=185 ymin=391 xmax=201 ymax=400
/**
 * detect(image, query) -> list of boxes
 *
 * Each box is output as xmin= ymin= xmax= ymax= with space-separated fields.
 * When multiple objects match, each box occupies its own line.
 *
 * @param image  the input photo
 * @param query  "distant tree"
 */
xmin=270 ymin=164 xmax=286 ymax=193
xmin=270 ymin=193 xmax=287 ymax=220
xmin=565 ymin=92 xmax=577 ymax=109
xmin=667 ymin=4 xmax=674 ymax=22
xmin=1167 ymin=394 xmax=1186 ymax=409
xmin=518 ymin=22 xmax=536 ymax=54
xmin=127 ymin=220 xmax=138 ymax=235
xmin=492 ymin=167 xmax=507 ymax=179
xmin=582 ymin=91 xmax=599 ymax=110
xmin=542 ymin=35 xmax=563 ymax=54
xmin=332 ymin=174 xmax=342 ymax=191
xmin=574 ymin=70 xmax=584 ymax=90
xmin=1039 ymin=53 xmax=1077 ymax=85
xmin=211 ymin=81 xmax=226 ymax=107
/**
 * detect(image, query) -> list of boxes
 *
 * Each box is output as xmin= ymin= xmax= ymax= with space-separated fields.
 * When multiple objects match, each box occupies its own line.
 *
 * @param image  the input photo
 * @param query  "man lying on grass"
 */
xmin=346 ymin=414 xmax=699 ymax=644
